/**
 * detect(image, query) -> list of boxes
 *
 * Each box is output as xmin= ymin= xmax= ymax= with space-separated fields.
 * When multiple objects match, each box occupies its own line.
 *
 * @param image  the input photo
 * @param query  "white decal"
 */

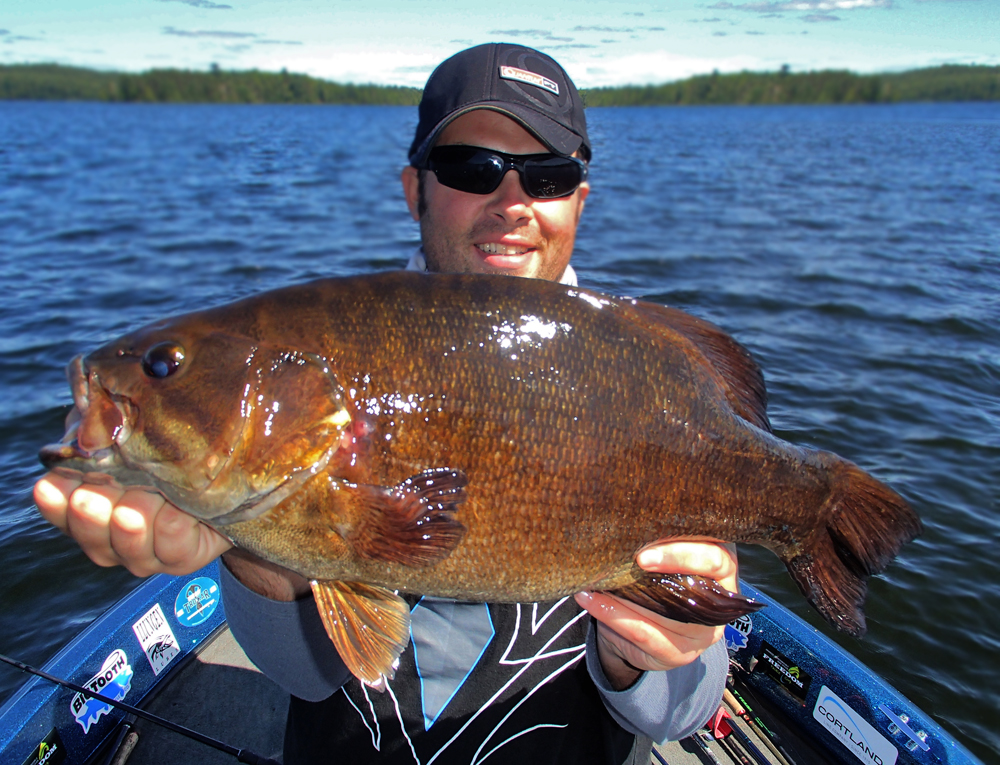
xmin=499 ymin=66 xmax=559 ymax=96
xmin=132 ymin=603 xmax=180 ymax=675
xmin=724 ymin=614 xmax=752 ymax=652
xmin=70 ymin=650 xmax=134 ymax=734
xmin=813 ymin=685 xmax=898 ymax=765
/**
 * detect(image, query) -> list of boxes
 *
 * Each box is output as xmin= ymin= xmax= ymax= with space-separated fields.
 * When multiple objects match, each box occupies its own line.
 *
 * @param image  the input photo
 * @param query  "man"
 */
xmin=34 ymin=43 xmax=737 ymax=764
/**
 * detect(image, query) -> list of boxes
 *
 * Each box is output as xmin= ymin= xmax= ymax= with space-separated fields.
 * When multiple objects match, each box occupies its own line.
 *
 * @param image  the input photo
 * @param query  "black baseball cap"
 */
xmin=409 ymin=43 xmax=591 ymax=167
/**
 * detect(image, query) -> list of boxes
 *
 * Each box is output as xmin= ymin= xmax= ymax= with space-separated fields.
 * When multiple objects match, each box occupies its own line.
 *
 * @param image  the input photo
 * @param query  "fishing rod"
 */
xmin=0 ymin=653 xmax=280 ymax=765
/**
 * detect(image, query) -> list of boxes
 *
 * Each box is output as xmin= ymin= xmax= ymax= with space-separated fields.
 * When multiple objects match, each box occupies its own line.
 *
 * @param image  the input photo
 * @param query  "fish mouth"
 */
xmin=39 ymin=355 xmax=134 ymax=476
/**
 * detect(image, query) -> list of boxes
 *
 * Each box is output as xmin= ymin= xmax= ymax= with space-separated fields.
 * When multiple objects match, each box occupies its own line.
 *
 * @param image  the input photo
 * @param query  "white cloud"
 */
xmin=265 ymin=47 xmax=445 ymax=87
xmin=156 ymin=0 xmax=233 ymax=8
xmin=490 ymin=30 xmax=574 ymax=43
xmin=712 ymin=0 xmax=891 ymax=10
xmin=162 ymin=27 xmax=256 ymax=39
xmin=572 ymin=26 xmax=636 ymax=33
xmin=579 ymin=50 xmax=762 ymax=87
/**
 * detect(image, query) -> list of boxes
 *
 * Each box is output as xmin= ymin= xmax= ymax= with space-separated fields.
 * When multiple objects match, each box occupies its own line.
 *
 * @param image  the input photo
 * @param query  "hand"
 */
xmin=574 ymin=539 xmax=738 ymax=690
xmin=33 ymin=471 xmax=232 ymax=578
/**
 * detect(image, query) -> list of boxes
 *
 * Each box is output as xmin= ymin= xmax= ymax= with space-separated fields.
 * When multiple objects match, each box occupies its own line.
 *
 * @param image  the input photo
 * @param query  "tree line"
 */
xmin=583 ymin=65 xmax=1000 ymax=106
xmin=0 ymin=65 xmax=422 ymax=104
xmin=1 ymin=63 xmax=997 ymax=105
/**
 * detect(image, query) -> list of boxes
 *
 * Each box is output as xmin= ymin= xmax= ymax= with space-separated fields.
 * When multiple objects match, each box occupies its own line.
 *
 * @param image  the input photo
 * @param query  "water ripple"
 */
xmin=1 ymin=101 xmax=997 ymax=760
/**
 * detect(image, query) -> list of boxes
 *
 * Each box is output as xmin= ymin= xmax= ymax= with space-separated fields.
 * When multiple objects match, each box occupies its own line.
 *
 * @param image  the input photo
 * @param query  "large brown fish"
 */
xmin=41 ymin=272 xmax=921 ymax=685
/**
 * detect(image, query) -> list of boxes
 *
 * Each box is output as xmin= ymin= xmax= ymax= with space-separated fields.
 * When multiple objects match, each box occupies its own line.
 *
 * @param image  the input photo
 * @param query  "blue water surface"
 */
xmin=0 ymin=101 xmax=997 ymax=761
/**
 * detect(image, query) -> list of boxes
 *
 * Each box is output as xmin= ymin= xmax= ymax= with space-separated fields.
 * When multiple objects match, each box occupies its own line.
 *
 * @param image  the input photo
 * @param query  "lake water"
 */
xmin=0 ymin=101 xmax=997 ymax=761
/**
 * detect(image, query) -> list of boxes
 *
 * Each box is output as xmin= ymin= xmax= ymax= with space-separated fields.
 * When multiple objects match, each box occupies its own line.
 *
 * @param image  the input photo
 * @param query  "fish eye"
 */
xmin=142 ymin=342 xmax=185 ymax=379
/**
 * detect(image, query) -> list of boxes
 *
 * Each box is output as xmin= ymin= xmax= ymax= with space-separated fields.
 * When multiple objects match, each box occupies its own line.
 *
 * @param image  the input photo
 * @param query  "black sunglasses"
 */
xmin=422 ymin=145 xmax=588 ymax=199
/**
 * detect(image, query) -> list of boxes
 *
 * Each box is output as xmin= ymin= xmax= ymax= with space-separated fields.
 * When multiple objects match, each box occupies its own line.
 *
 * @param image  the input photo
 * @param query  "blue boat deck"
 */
xmin=0 ymin=564 xmax=983 ymax=765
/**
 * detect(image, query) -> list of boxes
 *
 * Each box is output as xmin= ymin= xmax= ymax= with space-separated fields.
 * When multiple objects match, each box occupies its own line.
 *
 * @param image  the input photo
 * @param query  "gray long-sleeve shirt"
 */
xmin=221 ymin=564 xmax=727 ymax=754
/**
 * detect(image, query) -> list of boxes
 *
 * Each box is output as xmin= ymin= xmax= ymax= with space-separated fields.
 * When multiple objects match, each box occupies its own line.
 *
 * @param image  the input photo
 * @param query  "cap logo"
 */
xmin=499 ymin=66 xmax=559 ymax=96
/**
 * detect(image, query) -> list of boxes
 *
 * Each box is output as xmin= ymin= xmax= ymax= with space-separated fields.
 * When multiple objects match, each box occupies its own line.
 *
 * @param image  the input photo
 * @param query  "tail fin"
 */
xmin=786 ymin=460 xmax=922 ymax=637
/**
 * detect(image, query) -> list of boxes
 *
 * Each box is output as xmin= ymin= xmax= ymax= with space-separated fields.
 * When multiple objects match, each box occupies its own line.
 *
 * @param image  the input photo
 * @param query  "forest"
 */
xmin=582 ymin=64 xmax=1000 ymax=106
xmin=0 ymin=64 xmax=422 ymax=104
xmin=1 ymin=63 xmax=997 ymax=105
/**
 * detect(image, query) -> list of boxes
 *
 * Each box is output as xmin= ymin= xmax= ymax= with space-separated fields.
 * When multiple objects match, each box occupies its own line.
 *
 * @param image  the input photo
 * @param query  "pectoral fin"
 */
xmin=610 ymin=572 xmax=764 ymax=625
xmin=349 ymin=468 xmax=468 ymax=567
xmin=311 ymin=580 xmax=411 ymax=688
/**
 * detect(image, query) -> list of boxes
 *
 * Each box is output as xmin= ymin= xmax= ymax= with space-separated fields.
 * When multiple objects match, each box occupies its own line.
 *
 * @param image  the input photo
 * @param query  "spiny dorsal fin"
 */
xmin=631 ymin=301 xmax=771 ymax=432
xmin=311 ymin=580 xmax=411 ymax=688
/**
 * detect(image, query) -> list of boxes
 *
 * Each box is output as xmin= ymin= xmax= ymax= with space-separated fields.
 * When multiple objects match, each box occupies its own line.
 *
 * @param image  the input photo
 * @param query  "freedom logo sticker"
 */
xmin=70 ymin=649 xmax=134 ymax=734
xmin=724 ymin=614 xmax=752 ymax=652
xmin=174 ymin=576 xmax=219 ymax=628
xmin=19 ymin=728 xmax=65 ymax=765
xmin=814 ymin=685 xmax=898 ymax=765
xmin=756 ymin=641 xmax=811 ymax=703
xmin=132 ymin=602 xmax=180 ymax=675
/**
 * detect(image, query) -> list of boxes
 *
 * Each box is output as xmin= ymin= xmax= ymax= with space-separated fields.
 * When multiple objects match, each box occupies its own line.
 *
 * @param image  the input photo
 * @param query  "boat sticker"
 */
xmin=724 ymin=614 xmax=752 ymax=652
xmin=19 ymin=727 xmax=66 ymax=765
xmin=174 ymin=576 xmax=219 ymax=627
xmin=70 ymin=649 xmax=134 ymax=734
xmin=814 ymin=685 xmax=898 ymax=765
xmin=755 ymin=640 xmax=811 ymax=703
xmin=132 ymin=602 xmax=180 ymax=675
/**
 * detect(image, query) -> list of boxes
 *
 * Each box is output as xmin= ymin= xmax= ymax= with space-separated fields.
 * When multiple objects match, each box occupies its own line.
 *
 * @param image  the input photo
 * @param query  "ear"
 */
xmin=401 ymin=166 xmax=421 ymax=221
xmin=575 ymin=181 xmax=590 ymax=220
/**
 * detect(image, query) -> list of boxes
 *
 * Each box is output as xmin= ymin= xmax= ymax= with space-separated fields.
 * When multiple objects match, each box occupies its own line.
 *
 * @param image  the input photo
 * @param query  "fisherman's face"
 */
xmin=402 ymin=110 xmax=589 ymax=282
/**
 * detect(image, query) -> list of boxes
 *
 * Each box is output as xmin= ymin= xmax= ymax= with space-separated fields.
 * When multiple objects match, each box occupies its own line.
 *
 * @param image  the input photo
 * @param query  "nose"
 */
xmin=487 ymin=169 xmax=532 ymax=224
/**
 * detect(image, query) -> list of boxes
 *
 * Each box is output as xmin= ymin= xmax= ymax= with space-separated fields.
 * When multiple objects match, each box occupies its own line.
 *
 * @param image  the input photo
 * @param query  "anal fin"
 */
xmin=350 ymin=468 xmax=468 ymax=566
xmin=610 ymin=572 xmax=764 ymax=626
xmin=311 ymin=580 xmax=411 ymax=688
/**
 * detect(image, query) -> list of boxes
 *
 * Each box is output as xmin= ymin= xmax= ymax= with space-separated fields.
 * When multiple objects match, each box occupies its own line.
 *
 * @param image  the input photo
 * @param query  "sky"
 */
xmin=2 ymin=0 xmax=997 ymax=88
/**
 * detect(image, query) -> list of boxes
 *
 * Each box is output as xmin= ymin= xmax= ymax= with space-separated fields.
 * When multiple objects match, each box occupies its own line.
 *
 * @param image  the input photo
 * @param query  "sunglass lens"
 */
xmin=523 ymin=157 xmax=584 ymax=198
xmin=431 ymin=148 xmax=504 ymax=195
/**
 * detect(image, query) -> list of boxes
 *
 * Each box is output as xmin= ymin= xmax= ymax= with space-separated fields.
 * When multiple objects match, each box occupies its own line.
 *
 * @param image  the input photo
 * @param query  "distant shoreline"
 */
xmin=1 ymin=63 xmax=998 ymax=106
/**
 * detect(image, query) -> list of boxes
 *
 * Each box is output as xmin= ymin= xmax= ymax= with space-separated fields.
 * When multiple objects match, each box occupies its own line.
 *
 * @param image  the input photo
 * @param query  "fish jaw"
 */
xmin=39 ymin=435 xmax=157 ymax=492
xmin=40 ymin=355 xmax=146 ymax=488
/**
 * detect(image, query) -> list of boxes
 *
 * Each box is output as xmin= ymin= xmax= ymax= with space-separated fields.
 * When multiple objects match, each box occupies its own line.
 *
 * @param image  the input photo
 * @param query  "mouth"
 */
xmin=39 ymin=355 xmax=131 ymax=471
xmin=474 ymin=242 xmax=536 ymax=269
xmin=39 ymin=415 xmax=124 ymax=483
xmin=39 ymin=421 xmax=89 ymax=466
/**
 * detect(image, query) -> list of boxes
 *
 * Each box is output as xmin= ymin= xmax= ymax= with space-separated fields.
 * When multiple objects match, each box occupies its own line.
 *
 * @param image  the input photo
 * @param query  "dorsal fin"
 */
xmin=630 ymin=301 xmax=771 ymax=433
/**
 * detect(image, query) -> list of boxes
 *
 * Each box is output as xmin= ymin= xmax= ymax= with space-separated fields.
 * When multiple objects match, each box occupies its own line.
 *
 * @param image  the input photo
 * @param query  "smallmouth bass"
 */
xmin=41 ymin=272 xmax=922 ymax=686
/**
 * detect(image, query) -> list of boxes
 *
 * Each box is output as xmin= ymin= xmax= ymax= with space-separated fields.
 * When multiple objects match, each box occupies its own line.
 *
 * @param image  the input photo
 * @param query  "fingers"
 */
xmin=33 ymin=472 xmax=231 ymax=577
xmin=34 ymin=473 xmax=79 ymax=534
xmin=151 ymin=503 xmax=232 ymax=576
xmin=108 ymin=490 xmax=201 ymax=577
xmin=636 ymin=539 xmax=739 ymax=592
xmin=106 ymin=490 xmax=162 ymax=573
xmin=577 ymin=538 xmax=740 ymax=681
xmin=576 ymin=590 xmax=722 ymax=674
xmin=67 ymin=482 xmax=129 ymax=568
